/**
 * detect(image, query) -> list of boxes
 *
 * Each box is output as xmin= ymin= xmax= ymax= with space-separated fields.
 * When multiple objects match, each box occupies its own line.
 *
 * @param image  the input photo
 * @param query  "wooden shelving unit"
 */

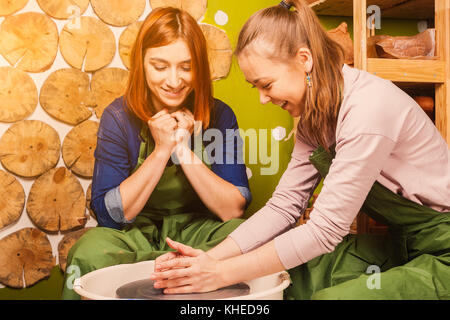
xmin=308 ymin=0 xmax=450 ymax=234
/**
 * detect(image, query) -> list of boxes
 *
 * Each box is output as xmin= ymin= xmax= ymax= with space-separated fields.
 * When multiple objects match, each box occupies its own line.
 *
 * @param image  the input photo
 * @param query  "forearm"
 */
xmin=120 ymin=147 xmax=172 ymax=221
xmin=207 ymin=236 xmax=243 ymax=260
xmin=176 ymin=146 xmax=246 ymax=221
xmin=219 ymin=240 xmax=285 ymax=287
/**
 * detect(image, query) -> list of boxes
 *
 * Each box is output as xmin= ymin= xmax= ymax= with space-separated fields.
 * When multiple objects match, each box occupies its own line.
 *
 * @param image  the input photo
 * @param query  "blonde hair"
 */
xmin=235 ymin=0 xmax=344 ymax=149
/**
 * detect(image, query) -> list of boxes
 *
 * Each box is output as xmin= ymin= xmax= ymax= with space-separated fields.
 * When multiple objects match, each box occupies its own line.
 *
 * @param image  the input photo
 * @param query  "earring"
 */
xmin=306 ymin=73 xmax=312 ymax=88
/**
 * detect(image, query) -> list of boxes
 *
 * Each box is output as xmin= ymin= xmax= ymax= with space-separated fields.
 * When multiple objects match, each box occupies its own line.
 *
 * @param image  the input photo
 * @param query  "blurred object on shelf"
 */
xmin=327 ymin=22 xmax=354 ymax=66
xmin=413 ymin=95 xmax=435 ymax=118
xmin=368 ymin=29 xmax=436 ymax=60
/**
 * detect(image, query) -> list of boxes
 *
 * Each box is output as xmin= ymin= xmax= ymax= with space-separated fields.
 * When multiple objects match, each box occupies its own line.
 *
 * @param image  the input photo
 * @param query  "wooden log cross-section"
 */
xmin=26 ymin=167 xmax=88 ymax=233
xmin=0 ymin=66 xmax=38 ymax=123
xmin=62 ymin=120 xmax=99 ymax=178
xmin=40 ymin=68 xmax=92 ymax=126
xmin=199 ymin=24 xmax=233 ymax=81
xmin=0 ymin=120 xmax=60 ymax=178
xmin=0 ymin=12 xmax=58 ymax=73
xmin=119 ymin=21 xmax=144 ymax=70
xmin=36 ymin=0 xmax=90 ymax=20
xmin=0 ymin=228 xmax=55 ymax=288
xmin=0 ymin=0 xmax=29 ymax=17
xmin=149 ymin=0 xmax=207 ymax=21
xmin=0 ymin=170 xmax=25 ymax=230
xmin=58 ymin=227 xmax=91 ymax=272
xmin=91 ymin=0 xmax=146 ymax=27
xmin=59 ymin=16 xmax=116 ymax=73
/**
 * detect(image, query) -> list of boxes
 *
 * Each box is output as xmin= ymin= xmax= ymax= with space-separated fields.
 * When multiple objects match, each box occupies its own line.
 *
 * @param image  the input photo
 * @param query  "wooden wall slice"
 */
xmin=91 ymin=68 xmax=129 ymax=119
xmin=86 ymin=183 xmax=96 ymax=220
xmin=149 ymin=0 xmax=207 ymax=21
xmin=62 ymin=120 xmax=99 ymax=178
xmin=0 ymin=120 xmax=60 ymax=178
xmin=0 ymin=170 xmax=25 ymax=230
xmin=58 ymin=227 xmax=91 ymax=272
xmin=40 ymin=68 xmax=92 ymax=126
xmin=60 ymin=16 xmax=116 ymax=72
xmin=91 ymin=0 xmax=146 ymax=27
xmin=199 ymin=24 xmax=232 ymax=80
xmin=37 ymin=0 xmax=89 ymax=20
xmin=0 ymin=66 xmax=38 ymax=123
xmin=0 ymin=12 xmax=58 ymax=73
xmin=26 ymin=167 xmax=88 ymax=232
xmin=119 ymin=21 xmax=143 ymax=70
xmin=0 ymin=0 xmax=28 ymax=17
xmin=0 ymin=228 xmax=55 ymax=288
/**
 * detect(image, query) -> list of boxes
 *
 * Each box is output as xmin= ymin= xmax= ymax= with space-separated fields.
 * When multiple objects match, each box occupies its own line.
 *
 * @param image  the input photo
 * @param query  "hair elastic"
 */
xmin=279 ymin=1 xmax=292 ymax=10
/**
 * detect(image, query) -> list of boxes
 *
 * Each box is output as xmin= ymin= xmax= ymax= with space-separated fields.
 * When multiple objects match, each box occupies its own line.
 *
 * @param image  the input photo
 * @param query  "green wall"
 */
xmin=0 ymin=0 xmax=423 ymax=300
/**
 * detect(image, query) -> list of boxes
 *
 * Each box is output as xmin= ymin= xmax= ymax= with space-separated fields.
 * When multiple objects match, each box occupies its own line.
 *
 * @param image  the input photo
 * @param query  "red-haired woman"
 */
xmin=150 ymin=0 xmax=449 ymax=300
xmin=61 ymin=7 xmax=250 ymax=300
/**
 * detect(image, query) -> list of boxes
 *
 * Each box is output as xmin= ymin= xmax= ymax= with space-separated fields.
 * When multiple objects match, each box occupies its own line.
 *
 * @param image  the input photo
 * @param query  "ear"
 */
xmin=296 ymin=47 xmax=313 ymax=73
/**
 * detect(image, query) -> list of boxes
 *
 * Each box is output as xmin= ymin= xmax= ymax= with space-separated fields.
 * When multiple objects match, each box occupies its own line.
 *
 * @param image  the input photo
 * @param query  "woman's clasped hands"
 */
xmin=150 ymin=237 xmax=226 ymax=294
xmin=147 ymin=108 xmax=199 ymax=162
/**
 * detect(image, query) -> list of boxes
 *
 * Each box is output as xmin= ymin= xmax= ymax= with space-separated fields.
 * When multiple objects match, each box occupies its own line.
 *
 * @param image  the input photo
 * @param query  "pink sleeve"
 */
xmin=274 ymin=133 xmax=396 ymax=269
xmin=228 ymin=134 xmax=322 ymax=253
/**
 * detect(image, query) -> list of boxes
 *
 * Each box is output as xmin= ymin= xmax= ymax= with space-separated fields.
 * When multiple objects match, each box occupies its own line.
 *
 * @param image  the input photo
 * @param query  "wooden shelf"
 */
xmin=310 ymin=0 xmax=435 ymax=20
xmin=367 ymin=58 xmax=445 ymax=83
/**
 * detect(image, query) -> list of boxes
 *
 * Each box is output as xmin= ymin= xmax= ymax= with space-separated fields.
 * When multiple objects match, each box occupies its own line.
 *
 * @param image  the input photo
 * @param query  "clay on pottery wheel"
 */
xmin=116 ymin=278 xmax=250 ymax=300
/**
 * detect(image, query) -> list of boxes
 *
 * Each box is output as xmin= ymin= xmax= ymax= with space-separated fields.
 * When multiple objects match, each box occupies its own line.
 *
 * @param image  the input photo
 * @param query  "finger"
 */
xmin=154 ymin=276 xmax=193 ymax=290
xmin=166 ymin=237 xmax=202 ymax=257
xmin=152 ymin=108 xmax=168 ymax=120
xmin=181 ymin=108 xmax=194 ymax=119
xmin=163 ymin=285 xmax=197 ymax=295
xmin=154 ymin=252 xmax=179 ymax=270
xmin=157 ymin=257 xmax=193 ymax=271
xmin=150 ymin=266 xmax=192 ymax=281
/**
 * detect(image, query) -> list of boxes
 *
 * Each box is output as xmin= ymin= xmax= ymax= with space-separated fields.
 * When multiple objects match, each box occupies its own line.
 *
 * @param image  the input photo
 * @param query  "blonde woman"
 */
xmin=150 ymin=0 xmax=450 ymax=299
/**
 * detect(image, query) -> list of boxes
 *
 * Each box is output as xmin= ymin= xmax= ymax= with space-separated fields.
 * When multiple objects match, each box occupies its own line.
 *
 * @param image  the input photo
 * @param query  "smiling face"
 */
xmin=237 ymin=42 xmax=311 ymax=118
xmin=144 ymin=39 xmax=194 ymax=113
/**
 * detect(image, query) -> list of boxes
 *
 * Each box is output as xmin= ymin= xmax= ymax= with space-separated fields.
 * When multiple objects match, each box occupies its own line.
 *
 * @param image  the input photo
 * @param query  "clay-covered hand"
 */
xmin=150 ymin=237 xmax=226 ymax=294
xmin=147 ymin=108 xmax=178 ymax=154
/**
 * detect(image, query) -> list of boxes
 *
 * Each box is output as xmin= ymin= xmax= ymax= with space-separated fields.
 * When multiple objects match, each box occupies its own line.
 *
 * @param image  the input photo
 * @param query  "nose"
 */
xmin=259 ymin=90 xmax=271 ymax=105
xmin=166 ymin=68 xmax=182 ymax=88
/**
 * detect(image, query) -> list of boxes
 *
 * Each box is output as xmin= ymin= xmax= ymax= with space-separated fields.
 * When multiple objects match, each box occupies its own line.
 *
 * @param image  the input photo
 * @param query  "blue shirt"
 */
xmin=91 ymin=97 xmax=251 ymax=230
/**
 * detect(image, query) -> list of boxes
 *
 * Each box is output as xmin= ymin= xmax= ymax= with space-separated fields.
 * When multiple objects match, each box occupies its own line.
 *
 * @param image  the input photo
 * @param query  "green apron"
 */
xmin=285 ymin=146 xmax=450 ymax=300
xmin=61 ymin=124 xmax=244 ymax=300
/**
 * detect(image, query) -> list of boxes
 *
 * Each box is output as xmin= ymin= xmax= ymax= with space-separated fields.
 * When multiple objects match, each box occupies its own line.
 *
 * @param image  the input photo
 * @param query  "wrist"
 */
xmin=153 ymin=145 xmax=173 ymax=160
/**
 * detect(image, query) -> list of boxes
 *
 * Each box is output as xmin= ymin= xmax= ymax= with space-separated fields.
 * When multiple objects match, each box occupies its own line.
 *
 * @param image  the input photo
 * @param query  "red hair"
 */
xmin=125 ymin=7 xmax=212 ymax=128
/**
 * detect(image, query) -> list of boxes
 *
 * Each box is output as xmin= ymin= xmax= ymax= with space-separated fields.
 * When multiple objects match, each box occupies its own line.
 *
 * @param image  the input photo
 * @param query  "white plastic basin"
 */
xmin=73 ymin=260 xmax=290 ymax=300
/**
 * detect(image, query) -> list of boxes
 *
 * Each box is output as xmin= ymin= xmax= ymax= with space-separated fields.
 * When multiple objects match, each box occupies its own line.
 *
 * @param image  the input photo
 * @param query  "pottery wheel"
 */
xmin=116 ymin=279 xmax=250 ymax=300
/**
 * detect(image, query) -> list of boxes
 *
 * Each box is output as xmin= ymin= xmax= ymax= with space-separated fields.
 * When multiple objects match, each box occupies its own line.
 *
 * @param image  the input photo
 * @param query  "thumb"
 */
xmin=166 ymin=237 xmax=202 ymax=257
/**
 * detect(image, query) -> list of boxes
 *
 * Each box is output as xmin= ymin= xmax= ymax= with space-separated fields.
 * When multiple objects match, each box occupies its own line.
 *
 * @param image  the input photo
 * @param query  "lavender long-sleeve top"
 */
xmin=229 ymin=64 xmax=450 ymax=269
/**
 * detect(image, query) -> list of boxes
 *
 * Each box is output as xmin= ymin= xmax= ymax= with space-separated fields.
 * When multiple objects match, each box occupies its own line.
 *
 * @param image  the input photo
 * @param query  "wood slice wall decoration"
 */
xmin=119 ymin=21 xmax=144 ymax=70
xmin=0 ymin=120 xmax=60 ymax=178
xmin=36 ymin=0 xmax=89 ymax=19
xmin=149 ymin=0 xmax=207 ymax=21
xmin=26 ymin=167 xmax=88 ymax=232
xmin=91 ymin=0 xmax=146 ymax=27
xmin=90 ymin=68 xmax=130 ymax=119
xmin=0 ymin=12 xmax=58 ymax=73
xmin=0 ymin=228 xmax=54 ymax=288
xmin=0 ymin=170 xmax=25 ymax=230
xmin=0 ymin=66 xmax=38 ymax=123
xmin=58 ymin=227 xmax=91 ymax=272
xmin=86 ymin=183 xmax=96 ymax=220
xmin=59 ymin=16 xmax=116 ymax=72
xmin=39 ymin=68 xmax=92 ymax=126
xmin=0 ymin=0 xmax=29 ymax=17
xmin=62 ymin=120 xmax=99 ymax=178
xmin=199 ymin=24 xmax=232 ymax=80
